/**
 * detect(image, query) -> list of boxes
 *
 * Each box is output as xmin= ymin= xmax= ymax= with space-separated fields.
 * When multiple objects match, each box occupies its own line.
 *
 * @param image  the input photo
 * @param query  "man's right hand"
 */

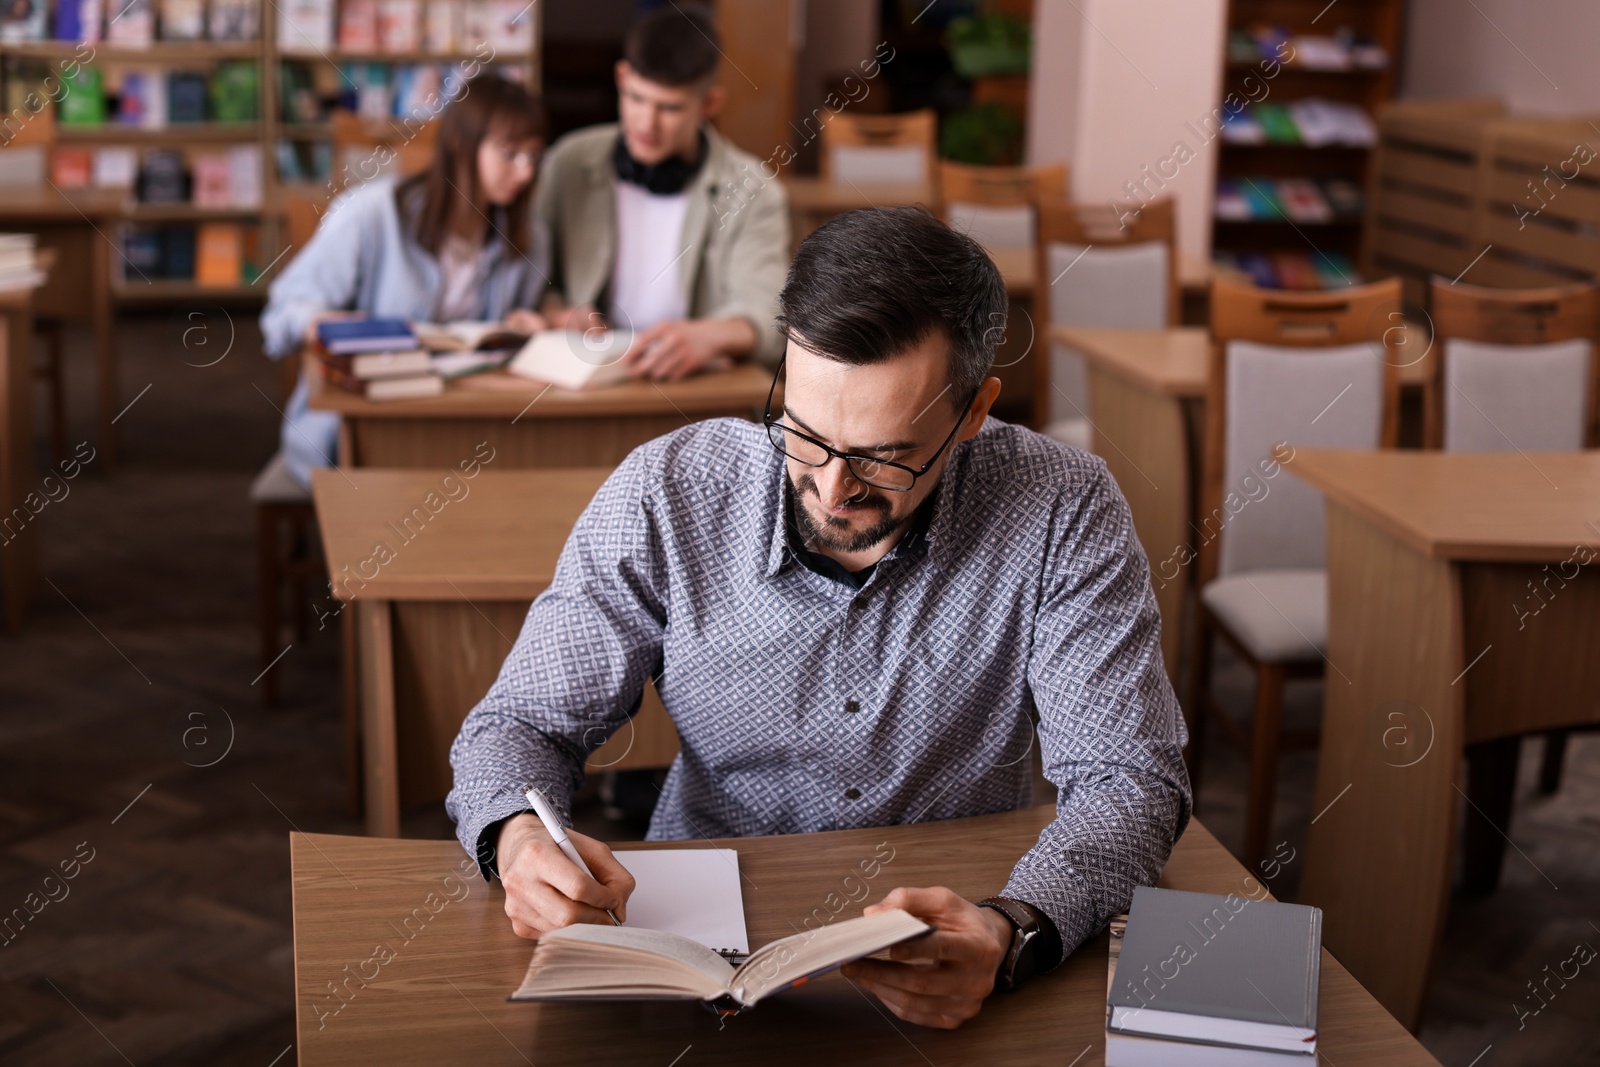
xmin=495 ymin=813 xmax=636 ymax=939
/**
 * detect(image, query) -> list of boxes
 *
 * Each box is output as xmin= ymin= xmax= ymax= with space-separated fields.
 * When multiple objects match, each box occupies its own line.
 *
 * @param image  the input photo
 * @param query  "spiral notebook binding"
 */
xmin=714 ymin=948 xmax=748 ymax=963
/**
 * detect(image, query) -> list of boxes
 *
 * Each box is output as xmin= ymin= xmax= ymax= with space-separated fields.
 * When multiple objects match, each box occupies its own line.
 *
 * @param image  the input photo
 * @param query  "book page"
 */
xmin=511 ymin=924 xmax=734 ymax=1002
xmin=507 ymin=329 xmax=634 ymax=390
xmin=732 ymin=908 xmax=931 ymax=1005
xmin=614 ymin=849 xmax=750 ymax=956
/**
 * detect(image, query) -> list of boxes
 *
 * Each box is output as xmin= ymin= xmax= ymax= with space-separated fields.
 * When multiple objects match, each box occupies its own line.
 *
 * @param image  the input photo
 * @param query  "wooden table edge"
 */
xmin=1049 ymin=325 xmax=1209 ymax=398
xmin=1284 ymin=450 xmax=1600 ymax=562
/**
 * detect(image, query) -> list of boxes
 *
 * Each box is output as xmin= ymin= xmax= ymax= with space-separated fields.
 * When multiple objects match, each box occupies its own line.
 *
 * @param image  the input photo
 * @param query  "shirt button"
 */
xmin=844 ymin=788 xmax=861 ymax=800
xmin=844 ymin=700 xmax=860 ymax=714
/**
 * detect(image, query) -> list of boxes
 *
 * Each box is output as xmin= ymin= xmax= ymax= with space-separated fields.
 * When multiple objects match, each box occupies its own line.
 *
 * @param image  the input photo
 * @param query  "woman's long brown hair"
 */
xmin=398 ymin=73 xmax=547 ymax=259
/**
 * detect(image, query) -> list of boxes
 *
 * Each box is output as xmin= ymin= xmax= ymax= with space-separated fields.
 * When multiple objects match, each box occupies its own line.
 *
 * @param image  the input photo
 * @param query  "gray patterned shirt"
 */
xmin=447 ymin=416 xmax=1192 ymax=960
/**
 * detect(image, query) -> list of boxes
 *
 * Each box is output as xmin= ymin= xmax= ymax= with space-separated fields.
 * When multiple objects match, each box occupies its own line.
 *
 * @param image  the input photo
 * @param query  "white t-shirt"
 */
xmin=610 ymin=181 xmax=691 ymax=331
xmin=435 ymin=232 xmax=490 ymax=323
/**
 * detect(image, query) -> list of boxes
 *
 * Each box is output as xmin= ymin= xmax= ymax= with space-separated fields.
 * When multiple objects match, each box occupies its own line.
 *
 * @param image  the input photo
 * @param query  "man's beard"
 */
xmin=788 ymin=470 xmax=908 ymax=554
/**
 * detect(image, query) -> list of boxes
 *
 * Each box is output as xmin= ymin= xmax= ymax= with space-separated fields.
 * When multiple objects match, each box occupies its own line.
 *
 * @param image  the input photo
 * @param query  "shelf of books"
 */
xmin=1209 ymin=0 xmax=1405 ymax=291
xmin=0 ymin=0 xmax=539 ymax=302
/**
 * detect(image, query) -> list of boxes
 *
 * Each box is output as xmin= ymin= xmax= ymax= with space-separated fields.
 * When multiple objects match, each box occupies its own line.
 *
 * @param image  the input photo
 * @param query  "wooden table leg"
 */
xmin=1088 ymin=366 xmax=1193 ymax=679
xmin=358 ymin=599 xmax=401 ymax=837
xmin=91 ymin=230 xmax=117 ymax=474
xmin=1300 ymin=502 xmax=1464 ymax=1031
xmin=0 ymin=298 xmax=37 ymax=634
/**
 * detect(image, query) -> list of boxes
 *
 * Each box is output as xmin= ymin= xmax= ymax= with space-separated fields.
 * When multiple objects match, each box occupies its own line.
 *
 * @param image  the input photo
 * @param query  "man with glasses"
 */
xmin=449 ymin=207 xmax=1192 ymax=1029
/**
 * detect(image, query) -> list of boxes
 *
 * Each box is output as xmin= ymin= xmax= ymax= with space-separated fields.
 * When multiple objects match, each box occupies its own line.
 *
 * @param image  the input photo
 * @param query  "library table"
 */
xmin=1050 ymin=326 xmax=1209 ymax=677
xmin=1287 ymin=449 xmax=1600 ymax=1031
xmin=0 ymin=188 xmax=124 ymax=471
xmin=308 ymin=362 xmax=773 ymax=469
xmin=782 ymin=175 xmax=934 ymax=246
xmin=290 ymin=806 xmax=1441 ymax=1066
xmin=0 ymin=277 xmax=44 ymax=632
xmin=312 ymin=468 xmax=680 ymax=838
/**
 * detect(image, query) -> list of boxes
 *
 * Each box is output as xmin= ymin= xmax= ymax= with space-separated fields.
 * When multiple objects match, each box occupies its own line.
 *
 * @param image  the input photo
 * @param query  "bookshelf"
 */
xmin=0 ymin=0 xmax=541 ymax=303
xmin=1209 ymin=0 xmax=1405 ymax=291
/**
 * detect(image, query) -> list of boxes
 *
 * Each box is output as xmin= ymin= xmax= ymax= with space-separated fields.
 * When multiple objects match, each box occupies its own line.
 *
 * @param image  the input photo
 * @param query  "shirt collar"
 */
xmin=761 ymin=437 xmax=971 ymax=582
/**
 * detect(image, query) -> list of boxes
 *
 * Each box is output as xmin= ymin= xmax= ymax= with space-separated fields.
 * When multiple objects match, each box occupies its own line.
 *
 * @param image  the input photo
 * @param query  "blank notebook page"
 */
xmin=613 ymin=849 xmax=750 ymax=955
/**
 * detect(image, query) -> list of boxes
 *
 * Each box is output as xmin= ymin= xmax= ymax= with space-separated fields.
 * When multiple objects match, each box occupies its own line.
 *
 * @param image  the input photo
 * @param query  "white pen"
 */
xmin=524 ymin=786 xmax=622 ymax=925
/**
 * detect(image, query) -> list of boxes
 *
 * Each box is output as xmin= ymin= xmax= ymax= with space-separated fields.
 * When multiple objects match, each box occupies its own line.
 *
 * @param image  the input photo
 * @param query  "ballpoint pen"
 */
xmin=524 ymin=786 xmax=622 ymax=925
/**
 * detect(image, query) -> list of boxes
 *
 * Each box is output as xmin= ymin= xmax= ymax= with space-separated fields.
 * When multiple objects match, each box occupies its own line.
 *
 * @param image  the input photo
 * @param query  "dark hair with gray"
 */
xmin=624 ymin=3 xmax=721 ymax=88
xmin=775 ymin=206 xmax=1007 ymax=406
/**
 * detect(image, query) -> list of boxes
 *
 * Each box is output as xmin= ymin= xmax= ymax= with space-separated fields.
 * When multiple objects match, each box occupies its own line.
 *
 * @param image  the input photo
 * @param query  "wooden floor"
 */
xmin=0 ymin=316 xmax=1594 ymax=1064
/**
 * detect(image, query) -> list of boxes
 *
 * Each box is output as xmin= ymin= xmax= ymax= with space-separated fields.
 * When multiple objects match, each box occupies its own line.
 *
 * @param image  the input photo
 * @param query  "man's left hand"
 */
xmin=625 ymin=318 xmax=753 ymax=381
xmin=840 ymin=886 xmax=1011 ymax=1029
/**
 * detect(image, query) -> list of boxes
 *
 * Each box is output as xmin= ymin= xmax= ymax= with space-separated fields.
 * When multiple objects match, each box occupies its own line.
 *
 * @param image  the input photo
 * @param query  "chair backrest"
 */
xmin=1034 ymin=198 xmax=1177 ymax=426
xmin=1201 ymin=277 xmax=1404 ymax=582
xmin=821 ymin=108 xmax=936 ymax=187
xmin=939 ymin=161 xmax=1066 ymax=250
xmin=331 ymin=109 xmax=439 ymax=190
xmin=1426 ymin=277 xmax=1599 ymax=450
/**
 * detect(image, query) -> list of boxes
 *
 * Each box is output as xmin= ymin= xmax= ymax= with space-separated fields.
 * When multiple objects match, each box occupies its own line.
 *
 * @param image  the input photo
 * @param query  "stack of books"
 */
xmin=1220 ymin=99 xmax=1377 ymax=148
xmin=1214 ymin=176 xmax=1364 ymax=223
xmin=0 ymin=233 xmax=45 ymax=291
xmin=1213 ymin=250 xmax=1358 ymax=291
xmin=79 ymin=62 xmax=261 ymax=129
xmin=1227 ymin=25 xmax=1389 ymax=70
xmin=4 ymin=0 xmax=258 ymax=39
xmin=278 ymin=0 xmax=533 ymax=54
xmin=317 ymin=318 xmax=443 ymax=401
xmin=1106 ymin=887 xmax=1322 ymax=1066
xmin=50 ymin=145 xmax=137 ymax=190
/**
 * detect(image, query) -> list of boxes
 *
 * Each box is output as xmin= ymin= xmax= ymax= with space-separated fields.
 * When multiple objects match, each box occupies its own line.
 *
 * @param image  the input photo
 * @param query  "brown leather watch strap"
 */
xmin=977 ymin=895 xmax=1045 ymax=991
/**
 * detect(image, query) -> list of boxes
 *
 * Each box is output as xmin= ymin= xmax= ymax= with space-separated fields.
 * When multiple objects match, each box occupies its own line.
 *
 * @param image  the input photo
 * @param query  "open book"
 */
xmin=412 ymin=320 xmax=532 ymax=354
xmin=510 ymin=908 xmax=930 ymax=1012
xmin=507 ymin=329 xmax=635 ymax=391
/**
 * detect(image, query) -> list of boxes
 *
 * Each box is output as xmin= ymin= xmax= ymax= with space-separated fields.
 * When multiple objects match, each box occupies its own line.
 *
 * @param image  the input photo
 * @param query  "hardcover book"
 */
xmin=159 ymin=0 xmax=205 ymax=39
xmin=195 ymin=221 xmax=243 ymax=285
xmin=1106 ymin=887 xmax=1321 ymax=1061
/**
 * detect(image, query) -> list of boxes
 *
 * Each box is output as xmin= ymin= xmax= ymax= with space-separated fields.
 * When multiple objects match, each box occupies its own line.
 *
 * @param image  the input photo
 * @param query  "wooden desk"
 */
xmin=1287 ymin=449 xmax=1600 ymax=1030
xmin=312 ymin=468 xmax=681 ymax=837
xmin=1051 ymin=327 xmax=1209 ymax=676
xmin=782 ymin=176 xmax=934 ymax=245
xmin=291 ymin=806 xmax=1439 ymax=1066
xmin=308 ymin=363 xmax=773 ymax=469
xmin=1050 ymin=325 xmax=1437 ymax=676
xmin=988 ymin=245 xmax=1032 ymax=296
xmin=0 ymin=282 xmax=42 ymax=633
xmin=0 ymin=188 xmax=124 ymax=472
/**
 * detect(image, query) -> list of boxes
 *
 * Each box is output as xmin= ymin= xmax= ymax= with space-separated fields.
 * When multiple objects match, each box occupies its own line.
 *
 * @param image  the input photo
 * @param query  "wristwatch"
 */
xmin=976 ymin=896 xmax=1050 ymax=992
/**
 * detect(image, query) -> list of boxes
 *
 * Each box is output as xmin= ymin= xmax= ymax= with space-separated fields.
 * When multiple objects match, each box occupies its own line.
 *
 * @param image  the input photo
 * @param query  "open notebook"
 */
xmin=612 ymin=848 xmax=750 ymax=958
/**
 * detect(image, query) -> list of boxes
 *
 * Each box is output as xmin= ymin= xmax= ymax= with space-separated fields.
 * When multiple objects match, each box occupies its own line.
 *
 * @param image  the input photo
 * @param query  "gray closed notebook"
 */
xmin=1107 ymin=886 xmax=1321 ymax=1053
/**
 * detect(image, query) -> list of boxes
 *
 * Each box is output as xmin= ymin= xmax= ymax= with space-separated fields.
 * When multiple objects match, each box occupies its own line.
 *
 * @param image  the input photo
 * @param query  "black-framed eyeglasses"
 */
xmin=761 ymin=355 xmax=977 ymax=492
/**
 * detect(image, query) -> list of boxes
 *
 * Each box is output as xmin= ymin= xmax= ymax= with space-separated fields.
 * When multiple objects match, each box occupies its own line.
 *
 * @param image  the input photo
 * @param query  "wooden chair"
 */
xmin=1189 ymin=276 xmax=1403 ymax=868
xmin=330 ymin=109 xmax=439 ymax=191
xmin=820 ymin=108 xmax=936 ymax=187
xmin=250 ymin=187 xmax=334 ymax=705
xmin=1426 ymin=276 xmax=1600 ymax=890
xmin=937 ymin=160 xmax=1067 ymax=250
xmin=1033 ymin=197 xmax=1178 ymax=445
xmin=1425 ymin=278 xmax=1600 ymax=450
